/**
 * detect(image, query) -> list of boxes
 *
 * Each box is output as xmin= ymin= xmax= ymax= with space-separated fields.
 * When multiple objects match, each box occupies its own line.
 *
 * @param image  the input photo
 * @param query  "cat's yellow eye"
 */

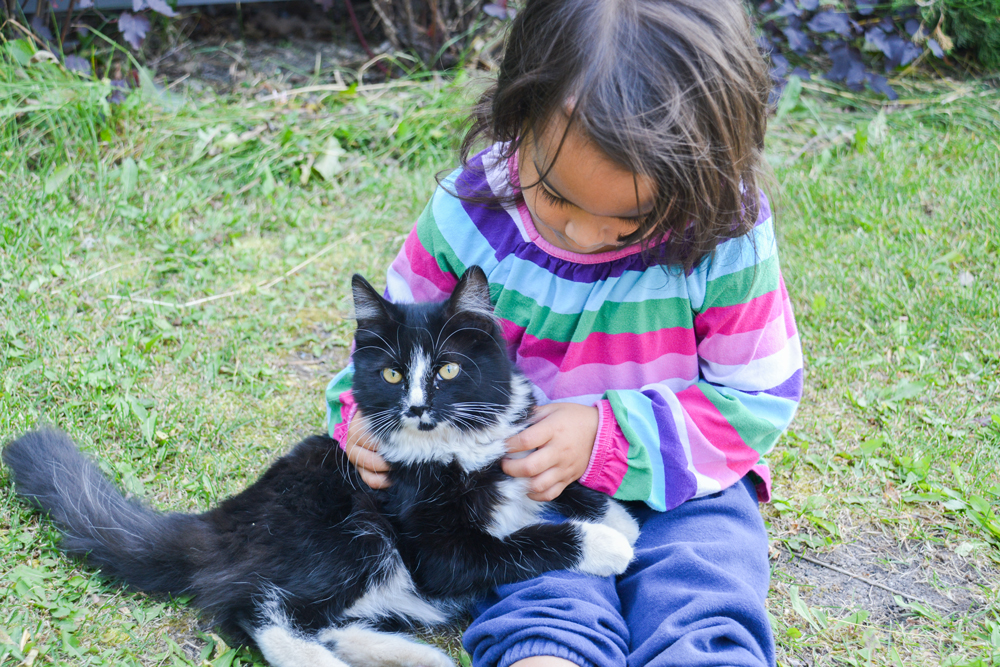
xmin=382 ymin=368 xmax=402 ymax=384
xmin=438 ymin=363 xmax=460 ymax=380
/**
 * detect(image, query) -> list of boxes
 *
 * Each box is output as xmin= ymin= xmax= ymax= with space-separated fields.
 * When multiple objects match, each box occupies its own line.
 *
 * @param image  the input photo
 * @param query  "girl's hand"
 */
xmin=343 ymin=411 xmax=392 ymax=489
xmin=502 ymin=403 xmax=598 ymax=502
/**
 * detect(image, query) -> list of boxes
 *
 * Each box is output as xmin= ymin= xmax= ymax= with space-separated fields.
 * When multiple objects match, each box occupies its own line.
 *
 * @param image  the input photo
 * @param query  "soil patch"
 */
xmin=772 ymin=531 xmax=995 ymax=624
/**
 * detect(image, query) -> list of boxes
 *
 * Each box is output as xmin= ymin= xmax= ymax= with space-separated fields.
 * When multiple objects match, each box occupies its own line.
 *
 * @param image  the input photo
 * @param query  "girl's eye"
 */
xmin=539 ymin=186 xmax=570 ymax=209
xmin=382 ymin=368 xmax=402 ymax=384
xmin=437 ymin=363 xmax=460 ymax=380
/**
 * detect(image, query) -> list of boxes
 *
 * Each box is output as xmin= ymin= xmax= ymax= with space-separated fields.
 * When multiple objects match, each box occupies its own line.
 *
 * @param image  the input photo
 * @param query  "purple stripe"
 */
xmin=455 ymin=154 xmax=654 ymax=283
xmin=741 ymin=368 xmax=803 ymax=400
xmin=646 ymin=389 xmax=698 ymax=510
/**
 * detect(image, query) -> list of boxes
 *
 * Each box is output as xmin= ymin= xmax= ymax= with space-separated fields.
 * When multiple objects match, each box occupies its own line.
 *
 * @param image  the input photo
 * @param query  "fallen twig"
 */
xmin=100 ymin=240 xmax=341 ymax=310
xmin=786 ymin=548 xmax=953 ymax=613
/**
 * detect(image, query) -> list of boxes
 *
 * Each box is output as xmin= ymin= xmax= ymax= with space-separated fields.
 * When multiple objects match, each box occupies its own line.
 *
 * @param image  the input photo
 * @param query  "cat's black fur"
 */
xmin=3 ymin=267 xmax=638 ymax=667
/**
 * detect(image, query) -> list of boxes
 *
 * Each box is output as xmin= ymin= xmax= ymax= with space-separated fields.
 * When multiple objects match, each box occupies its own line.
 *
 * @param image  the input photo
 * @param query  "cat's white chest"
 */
xmin=487 ymin=477 xmax=548 ymax=538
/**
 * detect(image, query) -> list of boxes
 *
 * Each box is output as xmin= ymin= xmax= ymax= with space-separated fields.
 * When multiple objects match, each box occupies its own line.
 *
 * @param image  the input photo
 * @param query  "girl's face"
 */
xmin=517 ymin=116 xmax=657 ymax=254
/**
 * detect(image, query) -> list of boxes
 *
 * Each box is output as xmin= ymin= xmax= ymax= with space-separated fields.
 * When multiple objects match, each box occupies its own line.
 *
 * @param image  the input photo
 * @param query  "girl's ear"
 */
xmin=351 ymin=274 xmax=390 ymax=325
xmin=447 ymin=266 xmax=494 ymax=319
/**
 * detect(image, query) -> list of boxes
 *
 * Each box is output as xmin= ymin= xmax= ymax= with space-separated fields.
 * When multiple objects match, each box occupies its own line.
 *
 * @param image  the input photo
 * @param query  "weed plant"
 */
xmin=1 ymin=47 xmax=999 ymax=666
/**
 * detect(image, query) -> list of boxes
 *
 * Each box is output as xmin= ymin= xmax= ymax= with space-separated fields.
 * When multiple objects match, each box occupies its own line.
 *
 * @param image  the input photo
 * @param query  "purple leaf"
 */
xmin=770 ymin=52 xmax=790 ymax=81
xmin=790 ymin=66 xmax=811 ymax=80
xmin=146 ymin=0 xmax=177 ymax=18
xmin=30 ymin=14 xmax=54 ymax=44
xmin=108 ymin=79 xmax=129 ymax=105
xmin=807 ymin=11 xmax=852 ymax=38
xmin=783 ymin=27 xmax=814 ymax=55
xmin=77 ymin=0 xmax=94 ymax=7
xmin=882 ymin=34 xmax=906 ymax=70
xmin=856 ymin=0 xmax=876 ymax=15
xmin=927 ymin=38 xmax=944 ymax=58
xmin=799 ymin=0 xmax=819 ymax=10
xmin=758 ymin=1 xmax=777 ymax=12
xmin=866 ymin=27 xmax=892 ymax=59
xmin=64 ymin=55 xmax=92 ymax=76
xmin=483 ymin=3 xmax=512 ymax=19
xmin=775 ymin=0 xmax=802 ymax=18
xmin=825 ymin=43 xmax=865 ymax=91
xmin=905 ymin=19 xmax=921 ymax=36
xmin=757 ymin=34 xmax=775 ymax=54
xmin=118 ymin=12 xmax=150 ymax=50
xmin=865 ymin=73 xmax=898 ymax=100
xmin=132 ymin=0 xmax=145 ymax=10
xmin=900 ymin=40 xmax=921 ymax=66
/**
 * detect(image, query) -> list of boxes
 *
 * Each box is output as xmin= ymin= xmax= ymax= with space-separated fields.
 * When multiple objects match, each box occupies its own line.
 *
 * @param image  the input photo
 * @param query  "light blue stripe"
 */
xmin=616 ymin=392 xmax=667 ymax=512
xmin=715 ymin=386 xmax=799 ymax=433
xmin=685 ymin=217 xmax=775 ymax=311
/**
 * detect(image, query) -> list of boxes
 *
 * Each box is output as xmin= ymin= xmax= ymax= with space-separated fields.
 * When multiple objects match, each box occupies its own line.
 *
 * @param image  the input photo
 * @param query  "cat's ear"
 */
xmin=447 ymin=266 xmax=494 ymax=320
xmin=351 ymin=274 xmax=390 ymax=325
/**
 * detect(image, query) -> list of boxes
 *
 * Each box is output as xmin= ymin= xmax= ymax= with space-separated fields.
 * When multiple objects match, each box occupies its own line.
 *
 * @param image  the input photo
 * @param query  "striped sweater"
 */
xmin=327 ymin=144 xmax=803 ymax=511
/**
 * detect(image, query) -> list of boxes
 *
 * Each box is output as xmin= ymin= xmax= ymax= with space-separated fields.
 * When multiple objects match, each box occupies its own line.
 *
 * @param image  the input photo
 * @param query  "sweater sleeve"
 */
xmin=578 ymin=214 xmax=803 ymax=511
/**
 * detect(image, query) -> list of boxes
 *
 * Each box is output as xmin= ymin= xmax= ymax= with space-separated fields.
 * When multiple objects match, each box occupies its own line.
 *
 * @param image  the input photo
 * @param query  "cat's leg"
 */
xmin=249 ymin=594 xmax=350 ymax=667
xmin=254 ymin=625 xmax=351 ymax=667
xmin=550 ymin=484 xmax=640 ymax=547
xmin=318 ymin=623 xmax=454 ymax=667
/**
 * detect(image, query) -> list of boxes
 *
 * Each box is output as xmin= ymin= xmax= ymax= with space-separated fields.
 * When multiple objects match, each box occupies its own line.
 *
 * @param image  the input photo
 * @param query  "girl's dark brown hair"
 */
xmin=459 ymin=0 xmax=771 ymax=270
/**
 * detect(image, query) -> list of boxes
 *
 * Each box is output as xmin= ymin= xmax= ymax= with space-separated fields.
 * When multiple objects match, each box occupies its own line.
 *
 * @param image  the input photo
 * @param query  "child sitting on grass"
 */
xmin=329 ymin=1 xmax=802 ymax=665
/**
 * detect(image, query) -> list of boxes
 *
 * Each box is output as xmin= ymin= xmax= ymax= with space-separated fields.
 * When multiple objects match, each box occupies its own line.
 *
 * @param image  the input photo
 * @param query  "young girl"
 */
xmin=327 ymin=1 xmax=802 ymax=665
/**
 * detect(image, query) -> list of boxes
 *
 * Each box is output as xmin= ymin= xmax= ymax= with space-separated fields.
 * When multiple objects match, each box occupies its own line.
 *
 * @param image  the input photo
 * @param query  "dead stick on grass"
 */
xmin=101 ymin=240 xmax=341 ymax=310
xmin=787 ymin=549 xmax=952 ymax=613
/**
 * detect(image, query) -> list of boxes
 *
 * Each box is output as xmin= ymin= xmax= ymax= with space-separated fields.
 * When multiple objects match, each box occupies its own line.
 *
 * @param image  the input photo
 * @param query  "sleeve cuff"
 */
xmin=331 ymin=392 xmax=358 ymax=449
xmin=578 ymin=400 xmax=630 ymax=496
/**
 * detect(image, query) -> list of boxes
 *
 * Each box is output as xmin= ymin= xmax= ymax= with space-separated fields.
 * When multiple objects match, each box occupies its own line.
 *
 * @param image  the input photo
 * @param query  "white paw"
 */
xmin=602 ymin=501 xmax=640 ymax=547
xmin=572 ymin=521 xmax=634 ymax=577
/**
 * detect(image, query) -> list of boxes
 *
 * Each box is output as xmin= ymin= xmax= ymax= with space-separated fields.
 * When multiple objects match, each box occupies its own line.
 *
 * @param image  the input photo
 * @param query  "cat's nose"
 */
xmin=407 ymin=405 xmax=428 ymax=417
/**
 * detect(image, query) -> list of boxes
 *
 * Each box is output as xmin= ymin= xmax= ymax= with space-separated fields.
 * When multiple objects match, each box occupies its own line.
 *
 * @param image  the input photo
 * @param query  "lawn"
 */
xmin=1 ymin=40 xmax=999 ymax=666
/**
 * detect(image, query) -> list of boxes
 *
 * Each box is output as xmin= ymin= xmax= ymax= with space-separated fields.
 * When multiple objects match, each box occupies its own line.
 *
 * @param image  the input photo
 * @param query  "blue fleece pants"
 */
xmin=463 ymin=477 xmax=774 ymax=667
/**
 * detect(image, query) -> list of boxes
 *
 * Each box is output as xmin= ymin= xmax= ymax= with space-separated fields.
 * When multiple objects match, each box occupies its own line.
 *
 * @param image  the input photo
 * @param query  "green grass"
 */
xmin=1 ymin=38 xmax=1000 ymax=666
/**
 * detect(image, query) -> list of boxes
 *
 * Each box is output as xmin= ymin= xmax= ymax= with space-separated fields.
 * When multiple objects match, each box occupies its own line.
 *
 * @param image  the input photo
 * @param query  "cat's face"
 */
xmin=350 ymin=267 xmax=531 ymax=468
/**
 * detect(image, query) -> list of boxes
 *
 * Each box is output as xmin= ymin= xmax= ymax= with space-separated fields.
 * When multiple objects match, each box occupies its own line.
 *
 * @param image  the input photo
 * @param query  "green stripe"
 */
xmin=417 ymin=200 xmax=466 ymax=278
xmin=325 ymin=368 xmax=354 ymax=437
xmin=606 ymin=392 xmax=656 ymax=502
xmin=698 ymin=383 xmax=781 ymax=456
xmin=495 ymin=289 xmax=694 ymax=342
xmin=700 ymin=254 xmax=779 ymax=311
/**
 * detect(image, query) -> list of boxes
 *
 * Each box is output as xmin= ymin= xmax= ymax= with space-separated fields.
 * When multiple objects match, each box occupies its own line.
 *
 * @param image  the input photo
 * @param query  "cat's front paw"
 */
xmin=603 ymin=501 xmax=640 ymax=547
xmin=572 ymin=522 xmax=634 ymax=577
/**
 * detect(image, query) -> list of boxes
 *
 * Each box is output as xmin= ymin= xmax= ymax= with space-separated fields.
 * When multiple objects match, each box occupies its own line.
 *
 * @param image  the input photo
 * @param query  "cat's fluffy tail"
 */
xmin=3 ymin=429 xmax=206 ymax=595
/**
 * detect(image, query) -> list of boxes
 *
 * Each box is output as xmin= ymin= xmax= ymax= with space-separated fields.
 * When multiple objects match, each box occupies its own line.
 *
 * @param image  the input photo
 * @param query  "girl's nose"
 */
xmin=564 ymin=219 xmax=615 ymax=249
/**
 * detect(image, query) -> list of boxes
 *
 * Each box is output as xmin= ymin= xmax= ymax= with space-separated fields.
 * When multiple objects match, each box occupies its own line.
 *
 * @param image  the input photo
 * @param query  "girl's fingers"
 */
xmin=344 ymin=437 xmax=391 ymax=473
xmin=526 ymin=469 xmax=568 ymax=502
xmin=359 ymin=468 xmax=391 ymax=489
xmin=505 ymin=419 xmax=550 ymax=454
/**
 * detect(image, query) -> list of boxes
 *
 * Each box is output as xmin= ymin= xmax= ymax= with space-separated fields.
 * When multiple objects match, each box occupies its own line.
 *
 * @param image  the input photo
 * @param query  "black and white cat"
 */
xmin=3 ymin=266 xmax=639 ymax=667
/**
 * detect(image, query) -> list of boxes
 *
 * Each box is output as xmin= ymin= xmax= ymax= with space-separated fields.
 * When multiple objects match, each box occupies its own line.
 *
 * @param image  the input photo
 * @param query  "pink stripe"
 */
xmin=517 ymin=352 xmax=699 ymax=400
xmin=579 ymin=400 xmax=630 ymax=495
xmin=518 ymin=329 xmax=697 ymax=369
xmin=677 ymin=386 xmax=759 ymax=479
xmin=698 ymin=311 xmax=794 ymax=366
xmin=398 ymin=231 xmax=456 ymax=300
xmin=696 ymin=287 xmax=783 ymax=339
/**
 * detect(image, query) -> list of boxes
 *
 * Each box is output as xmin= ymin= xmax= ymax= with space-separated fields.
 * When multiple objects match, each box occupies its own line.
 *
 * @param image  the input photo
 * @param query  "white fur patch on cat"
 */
xmin=383 ymin=373 xmax=534 ymax=473
xmin=255 ymin=624 xmax=349 ymax=667
xmin=572 ymin=521 xmax=634 ymax=577
xmin=405 ymin=352 xmax=430 ymax=410
xmin=487 ymin=477 xmax=547 ymax=539
xmin=341 ymin=559 xmax=449 ymax=627
xmin=602 ymin=501 xmax=641 ymax=547
xmin=319 ymin=623 xmax=454 ymax=667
